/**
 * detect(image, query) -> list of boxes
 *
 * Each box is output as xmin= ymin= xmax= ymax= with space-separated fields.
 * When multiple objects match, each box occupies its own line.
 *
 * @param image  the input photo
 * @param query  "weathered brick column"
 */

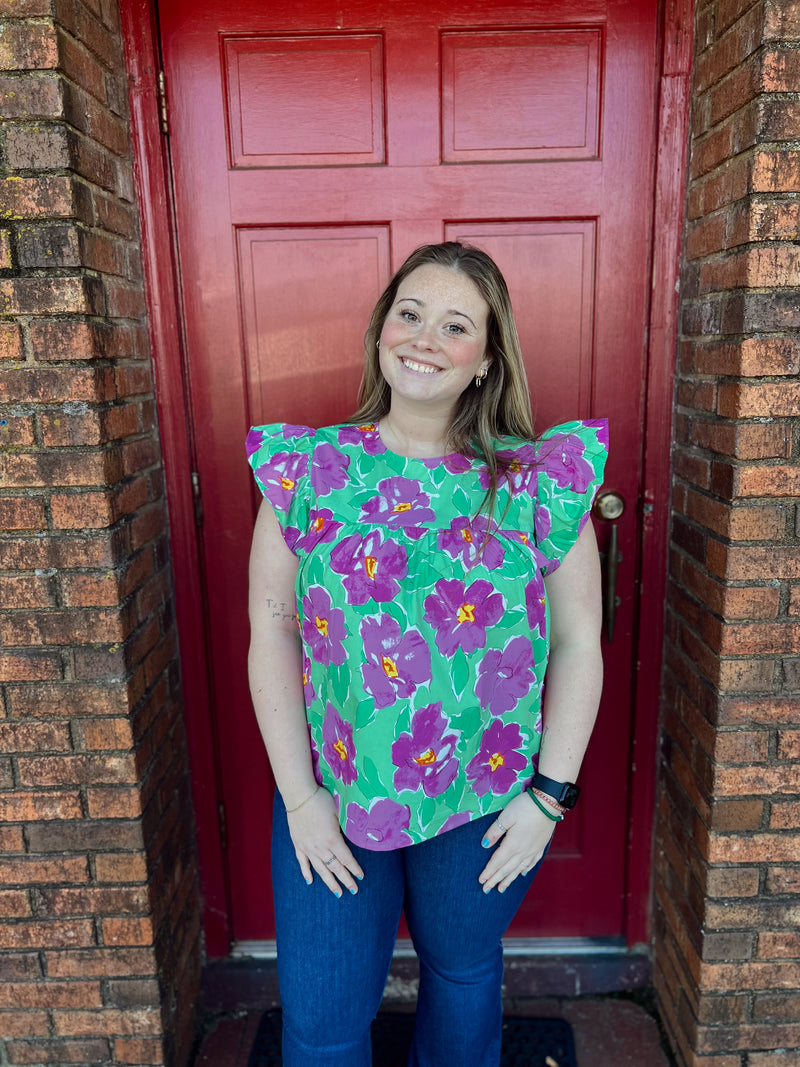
xmin=0 ymin=3 xmax=201 ymax=1065
xmin=655 ymin=0 xmax=800 ymax=1064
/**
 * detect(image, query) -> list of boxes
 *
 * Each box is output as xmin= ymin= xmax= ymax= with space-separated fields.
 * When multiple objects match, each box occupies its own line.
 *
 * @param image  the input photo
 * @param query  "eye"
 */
xmin=445 ymin=322 xmax=466 ymax=335
xmin=399 ymin=308 xmax=419 ymax=323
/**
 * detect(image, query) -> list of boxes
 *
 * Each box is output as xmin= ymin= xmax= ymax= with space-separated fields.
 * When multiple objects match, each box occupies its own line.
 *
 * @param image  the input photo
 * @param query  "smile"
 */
xmin=401 ymin=357 xmax=440 ymax=375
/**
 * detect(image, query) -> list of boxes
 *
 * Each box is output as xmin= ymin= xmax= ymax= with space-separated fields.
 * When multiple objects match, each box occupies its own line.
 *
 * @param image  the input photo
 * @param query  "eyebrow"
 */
xmin=395 ymin=296 xmax=478 ymax=330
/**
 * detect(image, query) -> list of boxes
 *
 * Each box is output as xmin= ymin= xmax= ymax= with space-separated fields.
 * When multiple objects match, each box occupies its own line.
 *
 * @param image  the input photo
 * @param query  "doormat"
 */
xmin=247 ymin=1009 xmax=578 ymax=1066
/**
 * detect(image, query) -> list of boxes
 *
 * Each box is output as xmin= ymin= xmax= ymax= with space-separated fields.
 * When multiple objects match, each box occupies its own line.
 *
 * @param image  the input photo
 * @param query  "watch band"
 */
xmin=532 ymin=772 xmax=580 ymax=809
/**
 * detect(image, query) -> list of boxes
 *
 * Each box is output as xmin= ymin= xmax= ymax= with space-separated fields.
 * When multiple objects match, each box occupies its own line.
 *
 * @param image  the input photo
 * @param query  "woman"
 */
xmin=246 ymin=242 xmax=607 ymax=1066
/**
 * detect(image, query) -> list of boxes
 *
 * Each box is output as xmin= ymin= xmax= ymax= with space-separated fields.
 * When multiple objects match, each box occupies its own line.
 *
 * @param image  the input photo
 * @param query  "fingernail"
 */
xmin=356 ymin=873 xmax=364 ymax=881
xmin=335 ymin=890 xmax=342 ymax=899
xmin=481 ymin=837 xmax=490 ymax=848
xmin=304 ymin=876 xmax=312 ymax=885
xmin=349 ymin=887 xmax=357 ymax=895
xmin=483 ymin=885 xmax=491 ymax=894
xmin=498 ymin=886 xmax=506 ymax=894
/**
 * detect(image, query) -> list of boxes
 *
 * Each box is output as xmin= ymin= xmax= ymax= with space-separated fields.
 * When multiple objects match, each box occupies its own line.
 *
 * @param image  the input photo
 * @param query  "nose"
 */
xmin=413 ymin=324 xmax=438 ymax=351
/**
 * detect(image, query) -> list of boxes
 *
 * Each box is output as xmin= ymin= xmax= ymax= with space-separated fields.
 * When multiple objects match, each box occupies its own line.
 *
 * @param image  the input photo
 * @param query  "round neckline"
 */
xmin=374 ymin=421 xmax=466 ymax=468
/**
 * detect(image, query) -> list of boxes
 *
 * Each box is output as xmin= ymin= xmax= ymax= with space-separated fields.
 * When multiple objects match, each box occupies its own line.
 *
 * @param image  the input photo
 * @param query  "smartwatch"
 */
xmin=532 ymin=772 xmax=580 ymax=810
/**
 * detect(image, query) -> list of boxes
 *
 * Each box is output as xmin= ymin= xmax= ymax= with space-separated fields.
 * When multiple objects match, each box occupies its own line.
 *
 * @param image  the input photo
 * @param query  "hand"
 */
xmin=286 ymin=787 xmax=364 ymax=897
xmin=478 ymin=792 xmax=557 ymax=893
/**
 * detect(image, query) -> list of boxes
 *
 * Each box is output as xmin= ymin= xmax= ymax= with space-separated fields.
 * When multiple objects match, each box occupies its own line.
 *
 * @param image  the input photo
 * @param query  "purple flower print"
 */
xmin=442 ymin=452 xmax=473 ymax=475
xmin=438 ymin=516 xmax=505 ymax=570
xmin=311 ymin=442 xmax=350 ymax=497
xmin=302 ymin=653 xmax=316 ymax=706
xmin=338 ymin=422 xmax=383 ymax=455
xmin=345 ymin=798 xmax=411 ymax=850
xmin=391 ymin=702 xmax=460 ymax=797
xmin=282 ymin=424 xmax=314 ymax=440
xmin=296 ymin=508 xmax=343 ymax=553
xmin=525 ymin=576 xmax=547 ymax=640
xmin=360 ymin=615 xmax=432 ymax=708
xmin=321 ymin=702 xmax=357 ymax=785
xmin=534 ymin=502 xmax=552 ymax=544
xmin=538 ymin=434 xmax=596 ymax=493
xmin=466 ymin=720 xmax=528 ymax=797
xmin=359 ymin=476 xmax=435 ymax=530
xmin=475 ymin=636 xmax=536 ymax=716
xmin=245 ymin=427 xmax=263 ymax=458
xmin=480 ymin=445 xmax=538 ymax=496
xmin=330 ymin=530 xmax=408 ymax=605
xmin=585 ymin=418 xmax=609 ymax=451
xmin=253 ymin=450 xmax=309 ymax=512
xmin=308 ymin=725 xmax=322 ymax=785
xmin=423 ymin=578 xmax=505 ymax=657
xmin=436 ymin=812 xmax=471 ymax=835
xmin=300 ymin=586 xmax=347 ymax=666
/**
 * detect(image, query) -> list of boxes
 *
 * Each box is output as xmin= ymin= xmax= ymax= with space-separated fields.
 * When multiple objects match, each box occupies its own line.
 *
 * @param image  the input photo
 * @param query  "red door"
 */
xmin=159 ymin=0 xmax=659 ymax=949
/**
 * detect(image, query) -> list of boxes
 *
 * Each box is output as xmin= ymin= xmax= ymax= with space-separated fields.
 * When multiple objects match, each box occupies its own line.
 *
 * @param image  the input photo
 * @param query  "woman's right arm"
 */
xmin=248 ymin=499 xmax=363 ymax=895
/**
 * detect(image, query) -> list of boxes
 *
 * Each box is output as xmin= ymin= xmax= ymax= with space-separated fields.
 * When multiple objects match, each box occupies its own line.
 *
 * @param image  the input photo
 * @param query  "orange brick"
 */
xmin=770 ymin=801 xmax=800 ymax=829
xmin=53 ymin=1007 xmax=162 ymax=1037
xmin=114 ymin=1037 xmax=166 ymax=1064
xmin=86 ymin=786 xmax=143 ymax=819
xmin=777 ymin=730 xmax=800 ymax=760
xmin=101 ymin=916 xmax=155 ymax=947
xmin=0 ymin=496 xmax=46 ymax=531
xmin=706 ymin=833 xmax=800 ymax=864
xmin=95 ymin=853 xmax=148 ymax=883
xmin=0 ymin=890 xmax=31 ymax=917
xmin=75 ymin=717 xmax=134 ymax=751
xmin=0 ymin=919 xmax=95 ymax=950
xmin=0 ymin=1010 xmax=50 ymax=1036
xmin=0 ymin=651 xmax=62 ymax=681
xmin=0 ymin=790 xmax=82 ymax=822
xmin=0 ymin=574 xmax=57 ymax=609
xmin=0 ymin=322 xmax=24 ymax=360
xmin=715 ymin=765 xmax=800 ymax=797
xmin=0 ymin=981 xmax=102 ymax=1009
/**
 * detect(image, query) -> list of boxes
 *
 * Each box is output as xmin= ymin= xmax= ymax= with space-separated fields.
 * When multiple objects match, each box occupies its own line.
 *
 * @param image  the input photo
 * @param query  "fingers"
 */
xmin=480 ymin=815 xmax=510 ymax=851
xmin=297 ymin=841 xmax=365 ymax=898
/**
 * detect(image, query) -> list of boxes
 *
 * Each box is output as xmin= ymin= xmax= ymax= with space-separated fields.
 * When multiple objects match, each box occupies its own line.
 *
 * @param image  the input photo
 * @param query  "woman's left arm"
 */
xmin=478 ymin=520 xmax=603 ymax=892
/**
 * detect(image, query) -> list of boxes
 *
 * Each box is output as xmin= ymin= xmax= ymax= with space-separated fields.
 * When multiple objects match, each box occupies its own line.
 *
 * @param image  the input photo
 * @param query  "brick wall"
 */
xmin=654 ymin=0 xmax=800 ymax=1065
xmin=0 ymin=3 xmax=202 ymax=1066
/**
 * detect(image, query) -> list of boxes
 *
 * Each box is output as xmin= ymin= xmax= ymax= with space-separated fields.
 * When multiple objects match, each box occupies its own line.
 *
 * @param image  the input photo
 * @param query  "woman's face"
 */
xmin=378 ymin=264 xmax=490 ymax=417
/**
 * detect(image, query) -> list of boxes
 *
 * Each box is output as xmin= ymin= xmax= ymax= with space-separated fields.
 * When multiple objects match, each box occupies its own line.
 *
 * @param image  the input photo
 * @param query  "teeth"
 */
xmin=402 ymin=358 xmax=439 ymax=375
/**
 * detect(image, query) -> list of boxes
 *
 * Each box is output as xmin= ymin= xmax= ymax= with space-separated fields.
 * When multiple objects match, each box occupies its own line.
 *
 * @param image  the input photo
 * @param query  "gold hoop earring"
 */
xmin=475 ymin=369 xmax=488 ymax=387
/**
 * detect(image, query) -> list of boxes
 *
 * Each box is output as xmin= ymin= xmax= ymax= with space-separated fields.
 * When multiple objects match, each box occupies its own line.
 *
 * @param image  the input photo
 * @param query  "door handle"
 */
xmin=592 ymin=490 xmax=625 ymax=643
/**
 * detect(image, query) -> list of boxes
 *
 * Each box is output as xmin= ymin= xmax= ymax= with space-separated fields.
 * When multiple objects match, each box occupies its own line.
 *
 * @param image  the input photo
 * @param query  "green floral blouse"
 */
xmin=246 ymin=419 xmax=608 ymax=850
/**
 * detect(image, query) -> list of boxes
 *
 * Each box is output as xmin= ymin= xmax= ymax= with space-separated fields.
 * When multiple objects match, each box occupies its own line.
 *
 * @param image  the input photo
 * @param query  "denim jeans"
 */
xmin=272 ymin=791 xmax=545 ymax=1067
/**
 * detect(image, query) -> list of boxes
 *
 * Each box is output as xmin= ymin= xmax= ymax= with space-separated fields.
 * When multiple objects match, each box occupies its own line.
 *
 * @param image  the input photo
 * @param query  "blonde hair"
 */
xmin=352 ymin=241 xmax=535 ymax=521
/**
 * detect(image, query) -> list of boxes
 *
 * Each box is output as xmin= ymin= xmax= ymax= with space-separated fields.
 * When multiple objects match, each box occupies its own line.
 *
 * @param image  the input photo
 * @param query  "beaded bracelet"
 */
xmin=527 ymin=788 xmax=564 ymax=822
xmin=285 ymin=784 xmax=320 ymax=814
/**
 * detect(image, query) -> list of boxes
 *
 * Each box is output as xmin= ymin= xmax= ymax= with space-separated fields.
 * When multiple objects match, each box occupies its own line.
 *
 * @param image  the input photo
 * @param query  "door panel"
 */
xmin=159 ymin=0 xmax=658 ymax=946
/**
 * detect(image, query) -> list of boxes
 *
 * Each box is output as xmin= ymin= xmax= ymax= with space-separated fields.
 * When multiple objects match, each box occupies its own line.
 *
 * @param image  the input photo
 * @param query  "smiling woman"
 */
xmin=245 ymin=241 xmax=607 ymax=1066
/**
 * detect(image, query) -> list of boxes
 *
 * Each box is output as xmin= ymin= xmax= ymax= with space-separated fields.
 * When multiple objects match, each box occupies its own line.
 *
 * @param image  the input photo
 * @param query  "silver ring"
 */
xmin=324 ymin=855 xmax=336 ymax=867
xmin=497 ymin=820 xmax=506 ymax=833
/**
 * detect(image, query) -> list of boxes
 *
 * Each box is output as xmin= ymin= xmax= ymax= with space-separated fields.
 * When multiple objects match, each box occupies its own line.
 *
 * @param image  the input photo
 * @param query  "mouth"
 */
xmin=400 ymin=356 xmax=440 ymax=375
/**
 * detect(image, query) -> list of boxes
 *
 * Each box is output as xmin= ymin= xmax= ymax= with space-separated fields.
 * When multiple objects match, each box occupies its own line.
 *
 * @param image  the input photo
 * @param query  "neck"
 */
xmin=380 ymin=403 xmax=452 ymax=458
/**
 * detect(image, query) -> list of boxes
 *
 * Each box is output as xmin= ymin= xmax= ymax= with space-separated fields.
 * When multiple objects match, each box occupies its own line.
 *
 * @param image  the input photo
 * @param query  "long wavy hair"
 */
xmin=352 ymin=241 xmax=535 ymax=522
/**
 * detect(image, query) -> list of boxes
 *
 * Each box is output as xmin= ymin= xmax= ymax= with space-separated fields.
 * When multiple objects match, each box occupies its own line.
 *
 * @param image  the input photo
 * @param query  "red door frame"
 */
xmin=120 ymin=0 xmax=694 ymax=958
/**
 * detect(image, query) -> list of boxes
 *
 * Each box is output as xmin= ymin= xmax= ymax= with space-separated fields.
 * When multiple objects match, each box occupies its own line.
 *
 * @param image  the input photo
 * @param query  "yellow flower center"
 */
xmin=333 ymin=739 xmax=348 ymax=760
xmin=315 ymin=615 xmax=329 ymax=637
xmin=461 ymin=528 xmax=473 ymax=543
xmin=302 ymin=671 xmax=308 ymax=685
xmin=510 ymin=459 xmax=521 ymax=474
xmin=364 ymin=555 xmax=378 ymax=579
xmin=456 ymin=602 xmax=476 ymax=624
xmin=314 ymin=516 xmax=325 ymax=532
xmin=518 ymin=533 xmax=529 ymax=545
xmin=381 ymin=655 xmax=398 ymax=678
xmin=414 ymin=748 xmax=436 ymax=766
xmin=488 ymin=752 xmax=505 ymax=772
xmin=358 ymin=423 xmax=376 ymax=431
xmin=280 ymin=477 xmax=295 ymax=490
xmin=393 ymin=502 xmax=412 ymax=513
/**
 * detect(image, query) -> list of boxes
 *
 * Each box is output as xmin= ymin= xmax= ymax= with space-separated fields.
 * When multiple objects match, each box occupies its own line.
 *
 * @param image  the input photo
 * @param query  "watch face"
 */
xmin=562 ymin=784 xmax=580 ymax=810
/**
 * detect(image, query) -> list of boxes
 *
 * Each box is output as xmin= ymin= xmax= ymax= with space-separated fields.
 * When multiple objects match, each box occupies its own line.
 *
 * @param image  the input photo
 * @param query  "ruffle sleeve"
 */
xmin=246 ymin=424 xmax=316 ymax=555
xmin=534 ymin=418 xmax=608 ymax=574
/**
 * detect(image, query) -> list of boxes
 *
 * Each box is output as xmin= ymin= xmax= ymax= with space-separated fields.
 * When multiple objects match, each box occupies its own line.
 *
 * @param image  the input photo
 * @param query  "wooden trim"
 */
xmin=625 ymin=0 xmax=694 ymax=946
xmin=119 ymin=0 xmax=232 ymax=956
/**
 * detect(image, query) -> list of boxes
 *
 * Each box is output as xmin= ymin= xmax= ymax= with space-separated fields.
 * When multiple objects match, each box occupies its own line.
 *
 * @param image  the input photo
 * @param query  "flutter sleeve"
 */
xmin=245 ymin=423 xmax=316 ymax=555
xmin=534 ymin=418 xmax=609 ymax=574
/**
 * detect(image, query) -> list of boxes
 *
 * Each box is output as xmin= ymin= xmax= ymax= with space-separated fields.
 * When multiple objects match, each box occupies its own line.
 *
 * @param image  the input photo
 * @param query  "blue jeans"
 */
xmin=272 ymin=792 xmax=545 ymax=1067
